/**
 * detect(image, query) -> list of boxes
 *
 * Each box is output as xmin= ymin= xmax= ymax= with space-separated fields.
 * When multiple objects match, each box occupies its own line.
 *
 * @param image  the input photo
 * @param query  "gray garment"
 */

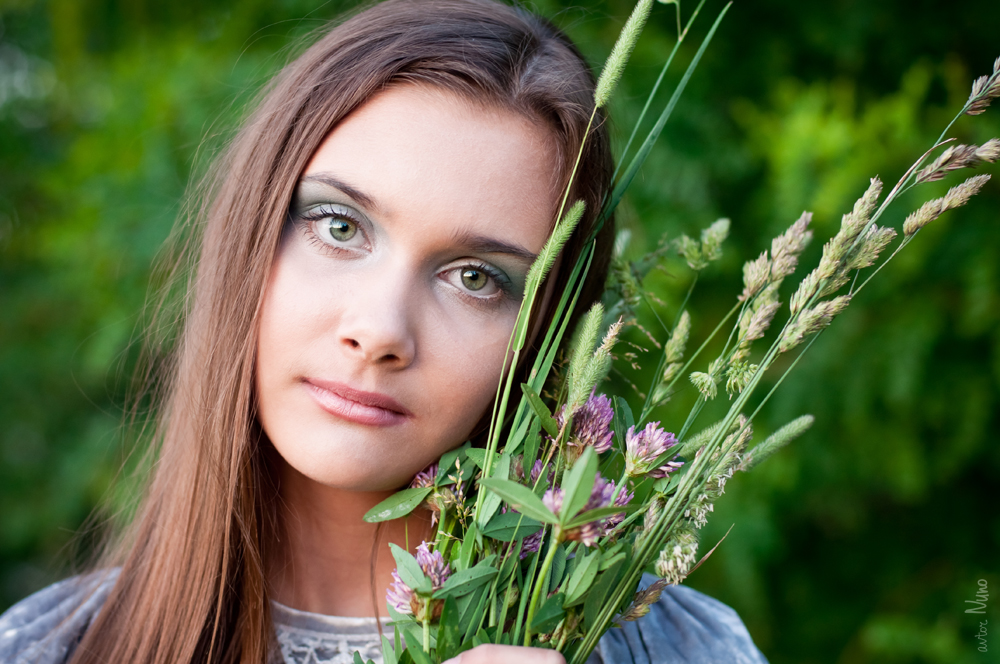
xmin=0 ymin=571 xmax=767 ymax=663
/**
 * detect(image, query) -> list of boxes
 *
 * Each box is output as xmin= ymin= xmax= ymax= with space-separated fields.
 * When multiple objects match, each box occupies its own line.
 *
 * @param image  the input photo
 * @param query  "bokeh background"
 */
xmin=1 ymin=0 xmax=997 ymax=662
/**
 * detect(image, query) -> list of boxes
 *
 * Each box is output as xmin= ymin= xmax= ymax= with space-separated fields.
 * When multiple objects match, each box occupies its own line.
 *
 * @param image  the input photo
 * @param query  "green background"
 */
xmin=0 ymin=0 xmax=997 ymax=662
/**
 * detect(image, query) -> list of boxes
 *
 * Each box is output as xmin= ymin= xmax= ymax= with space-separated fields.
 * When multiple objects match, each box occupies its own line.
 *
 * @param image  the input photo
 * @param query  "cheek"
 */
xmin=413 ymin=310 xmax=517 ymax=447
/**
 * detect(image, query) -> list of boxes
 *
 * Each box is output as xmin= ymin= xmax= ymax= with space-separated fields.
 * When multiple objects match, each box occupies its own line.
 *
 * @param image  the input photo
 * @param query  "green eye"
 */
xmin=461 ymin=268 xmax=489 ymax=291
xmin=325 ymin=217 xmax=357 ymax=242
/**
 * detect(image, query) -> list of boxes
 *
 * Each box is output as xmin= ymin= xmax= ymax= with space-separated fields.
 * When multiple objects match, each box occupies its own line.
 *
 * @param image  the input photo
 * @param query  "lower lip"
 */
xmin=304 ymin=382 xmax=409 ymax=427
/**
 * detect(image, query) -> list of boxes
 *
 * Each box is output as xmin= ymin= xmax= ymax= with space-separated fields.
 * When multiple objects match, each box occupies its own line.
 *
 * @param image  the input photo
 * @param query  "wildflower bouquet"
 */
xmin=359 ymin=1 xmax=1000 ymax=663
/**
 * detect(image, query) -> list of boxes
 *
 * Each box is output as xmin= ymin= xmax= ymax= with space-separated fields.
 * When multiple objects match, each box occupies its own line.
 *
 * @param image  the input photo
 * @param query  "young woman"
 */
xmin=0 ymin=1 xmax=767 ymax=662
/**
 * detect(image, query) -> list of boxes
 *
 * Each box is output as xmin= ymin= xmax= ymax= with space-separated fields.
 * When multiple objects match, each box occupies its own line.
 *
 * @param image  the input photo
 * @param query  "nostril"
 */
xmin=346 ymin=338 xmax=361 ymax=349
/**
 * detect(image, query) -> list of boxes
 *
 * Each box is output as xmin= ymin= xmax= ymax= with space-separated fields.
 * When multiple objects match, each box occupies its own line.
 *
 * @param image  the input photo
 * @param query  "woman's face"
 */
xmin=256 ymin=84 xmax=560 ymax=492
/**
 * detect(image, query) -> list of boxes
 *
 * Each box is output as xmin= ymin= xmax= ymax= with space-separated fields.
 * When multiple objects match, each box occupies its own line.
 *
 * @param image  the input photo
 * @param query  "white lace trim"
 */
xmin=271 ymin=601 xmax=389 ymax=664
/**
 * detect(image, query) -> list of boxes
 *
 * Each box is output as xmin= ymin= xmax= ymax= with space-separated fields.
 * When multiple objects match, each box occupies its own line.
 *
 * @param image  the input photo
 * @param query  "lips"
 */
xmin=303 ymin=378 xmax=412 ymax=427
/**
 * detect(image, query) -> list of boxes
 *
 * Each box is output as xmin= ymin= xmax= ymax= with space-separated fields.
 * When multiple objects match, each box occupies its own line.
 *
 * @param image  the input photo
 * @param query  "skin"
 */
xmin=257 ymin=84 xmax=566 ymax=662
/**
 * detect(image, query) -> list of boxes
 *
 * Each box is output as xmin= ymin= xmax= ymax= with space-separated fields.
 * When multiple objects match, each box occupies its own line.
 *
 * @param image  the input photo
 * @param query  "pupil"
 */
xmin=463 ymin=269 xmax=487 ymax=290
xmin=330 ymin=219 xmax=356 ymax=240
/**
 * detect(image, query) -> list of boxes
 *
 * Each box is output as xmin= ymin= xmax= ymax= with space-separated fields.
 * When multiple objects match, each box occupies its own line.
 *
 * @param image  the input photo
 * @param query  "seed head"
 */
xmin=966 ymin=60 xmax=1000 ymax=116
xmin=846 ymin=225 xmax=897 ymax=270
xmin=779 ymin=295 xmax=852 ymax=353
xmin=739 ymin=251 xmax=770 ymax=302
xmin=664 ymin=311 xmax=691 ymax=363
xmin=725 ymin=360 xmax=758 ymax=397
xmin=661 ymin=361 xmax=682 ymax=385
xmin=690 ymin=371 xmax=718 ymax=400
xmin=790 ymin=270 xmax=820 ymax=315
xmin=743 ymin=301 xmax=781 ymax=342
xmin=618 ymin=578 xmax=670 ymax=622
xmin=904 ymin=174 xmax=992 ymax=236
xmin=916 ymin=144 xmax=983 ymax=184
xmin=975 ymin=138 xmax=1000 ymax=162
xmin=675 ymin=234 xmax=705 ymax=270
xmin=655 ymin=527 xmax=699 ymax=585
xmin=700 ymin=218 xmax=730 ymax=262
xmin=594 ymin=0 xmax=655 ymax=107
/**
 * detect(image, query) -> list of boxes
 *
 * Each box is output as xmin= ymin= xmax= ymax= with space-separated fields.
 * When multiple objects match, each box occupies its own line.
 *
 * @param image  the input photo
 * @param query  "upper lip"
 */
xmin=303 ymin=378 xmax=413 ymax=416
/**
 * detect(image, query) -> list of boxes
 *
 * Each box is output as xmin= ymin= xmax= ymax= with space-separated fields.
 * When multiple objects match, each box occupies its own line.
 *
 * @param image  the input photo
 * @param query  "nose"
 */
xmin=337 ymin=275 xmax=417 ymax=370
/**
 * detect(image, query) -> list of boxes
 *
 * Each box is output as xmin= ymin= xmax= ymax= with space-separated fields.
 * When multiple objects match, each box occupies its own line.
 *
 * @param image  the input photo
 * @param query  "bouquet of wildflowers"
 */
xmin=358 ymin=1 xmax=1000 ymax=663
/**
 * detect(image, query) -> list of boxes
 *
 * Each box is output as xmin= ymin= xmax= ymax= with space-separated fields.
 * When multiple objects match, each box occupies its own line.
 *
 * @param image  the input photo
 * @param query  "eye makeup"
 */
xmin=290 ymin=174 xmax=532 ymax=309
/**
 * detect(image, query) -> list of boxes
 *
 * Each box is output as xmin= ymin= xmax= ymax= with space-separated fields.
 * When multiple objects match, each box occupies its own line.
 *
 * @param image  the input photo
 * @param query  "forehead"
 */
xmin=301 ymin=84 xmax=561 ymax=245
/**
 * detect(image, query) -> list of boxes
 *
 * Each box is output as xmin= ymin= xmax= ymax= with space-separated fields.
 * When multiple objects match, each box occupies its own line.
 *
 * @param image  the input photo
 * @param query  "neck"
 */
xmin=269 ymin=460 xmax=433 ymax=618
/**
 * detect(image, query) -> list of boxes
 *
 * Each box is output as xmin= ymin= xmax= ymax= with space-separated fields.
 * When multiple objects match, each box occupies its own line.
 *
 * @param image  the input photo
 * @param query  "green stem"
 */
xmin=524 ymin=527 xmax=562 ymax=647
xmin=422 ymin=618 xmax=430 ymax=653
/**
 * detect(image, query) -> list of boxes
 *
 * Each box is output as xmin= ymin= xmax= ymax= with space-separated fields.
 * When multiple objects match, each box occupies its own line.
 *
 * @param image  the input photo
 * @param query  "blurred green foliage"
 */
xmin=1 ymin=0 xmax=997 ymax=662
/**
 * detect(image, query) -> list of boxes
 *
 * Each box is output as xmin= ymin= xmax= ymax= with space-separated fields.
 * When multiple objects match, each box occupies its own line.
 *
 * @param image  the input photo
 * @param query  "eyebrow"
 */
xmin=451 ymin=230 xmax=539 ymax=264
xmin=299 ymin=173 xmax=380 ymax=212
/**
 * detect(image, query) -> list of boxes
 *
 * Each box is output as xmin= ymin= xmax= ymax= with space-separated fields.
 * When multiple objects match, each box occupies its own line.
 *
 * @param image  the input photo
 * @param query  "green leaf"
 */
xmin=389 ymin=543 xmax=431 ymax=594
xmin=530 ymin=592 xmax=566 ymax=633
xmin=482 ymin=510 xmax=542 ymax=542
xmin=479 ymin=478 xmax=558 ymax=524
xmin=433 ymin=563 xmax=498 ymax=599
xmin=464 ymin=448 xmax=494 ymax=470
xmin=563 ymin=550 xmax=602 ymax=607
xmin=548 ymin=543 xmax=567 ymax=594
xmin=454 ymin=589 xmax=477 ymax=636
xmin=352 ymin=652 xmax=375 ymax=664
xmin=563 ymin=504 xmax=638 ymax=530
xmin=383 ymin=635 xmax=400 ymax=664
xmin=461 ymin=587 xmax=491 ymax=643
xmin=381 ymin=635 xmax=399 ymax=664
xmin=652 ymin=465 xmax=686 ymax=494
xmin=477 ymin=454 xmax=511 ymax=527
xmin=523 ymin=418 xmax=542 ymax=474
xmin=402 ymin=627 xmax=432 ymax=664
xmin=521 ymin=383 xmax=559 ymax=438
xmin=363 ymin=487 xmax=433 ymax=523
xmin=584 ymin=561 xmax=623 ymax=630
xmin=436 ymin=597 xmax=461 ymax=662
xmin=599 ymin=551 xmax=626 ymax=572
xmin=457 ymin=522 xmax=479 ymax=572
xmin=613 ymin=396 xmax=635 ymax=452
xmin=559 ymin=447 xmax=599 ymax=526
xmin=436 ymin=442 xmax=470 ymax=483
xmin=499 ymin=543 xmax=521 ymax=584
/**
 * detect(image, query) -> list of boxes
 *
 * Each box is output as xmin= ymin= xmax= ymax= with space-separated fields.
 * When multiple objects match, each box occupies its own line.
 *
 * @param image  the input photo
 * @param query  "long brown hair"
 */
xmin=71 ymin=0 xmax=615 ymax=662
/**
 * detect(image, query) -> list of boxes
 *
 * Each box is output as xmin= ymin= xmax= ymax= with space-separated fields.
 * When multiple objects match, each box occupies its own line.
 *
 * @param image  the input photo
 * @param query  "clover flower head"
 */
xmin=415 ymin=542 xmax=451 ymax=590
xmin=543 ymin=473 xmax=632 ymax=547
xmin=385 ymin=542 xmax=451 ymax=616
xmin=516 ymin=459 xmax=549 ymax=486
xmin=501 ymin=504 xmax=545 ymax=559
xmin=386 ymin=570 xmax=415 ymax=614
xmin=409 ymin=463 xmax=438 ymax=489
xmin=520 ymin=529 xmax=544 ymax=558
xmin=558 ymin=393 xmax=615 ymax=459
xmin=625 ymin=421 xmax=679 ymax=478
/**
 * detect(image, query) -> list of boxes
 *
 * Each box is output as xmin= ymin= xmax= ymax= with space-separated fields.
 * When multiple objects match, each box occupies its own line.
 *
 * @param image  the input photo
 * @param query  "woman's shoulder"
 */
xmin=589 ymin=573 xmax=768 ymax=664
xmin=0 ymin=569 xmax=119 ymax=664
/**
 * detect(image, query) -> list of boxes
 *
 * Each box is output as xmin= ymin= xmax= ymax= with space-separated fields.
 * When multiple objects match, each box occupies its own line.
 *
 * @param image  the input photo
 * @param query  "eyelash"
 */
xmin=295 ymin=206 xmax=368 ymax=256
xmin=292 ymin=206 xmax=515 ymax=308
xmin=446 ymin=260 xmax=515 ymax=305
